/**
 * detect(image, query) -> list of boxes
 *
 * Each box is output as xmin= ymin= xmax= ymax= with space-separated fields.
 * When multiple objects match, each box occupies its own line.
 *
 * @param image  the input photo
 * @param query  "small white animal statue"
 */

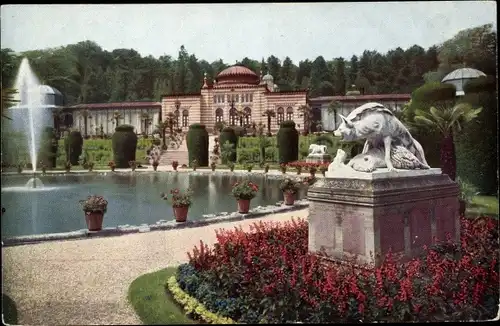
xmin=308 ymin=144 xmax=327 ymax=155
xmin=333 ymin=102 xmax=428 ymax=172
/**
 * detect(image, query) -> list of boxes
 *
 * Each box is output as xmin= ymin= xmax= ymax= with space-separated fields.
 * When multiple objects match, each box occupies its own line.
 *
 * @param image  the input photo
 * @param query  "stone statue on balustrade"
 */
xmin=306 ymin=144 xmax=331 ymax=164
xmin=330 ymin=102 xmax=430 ymax=173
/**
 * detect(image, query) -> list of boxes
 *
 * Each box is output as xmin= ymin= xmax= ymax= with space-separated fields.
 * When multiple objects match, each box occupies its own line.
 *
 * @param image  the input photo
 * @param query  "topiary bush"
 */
xmin=456 ymin=76 xmax=498 ymax=195
xmin=219 ymin=127 xmax=238 ymax=163
xmin=64 ymin=130 xmax=83 ymax=165
xmin=112 ymin=124 xmax=138 ymax=168
xmin=187 ymin=124 xmax=209 ymax=167
xmin=277 ymin=120 xmax=299 ymax=164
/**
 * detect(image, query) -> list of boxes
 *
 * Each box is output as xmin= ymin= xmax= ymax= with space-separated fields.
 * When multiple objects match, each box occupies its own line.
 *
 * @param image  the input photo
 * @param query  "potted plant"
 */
xmin=244 ymin=162 xmax=254 ymax=172
xmin=295 ymin=164 xmax=303 ymax=175
xmin=108 ymin=161 xmax=116 ymax=172
xmin=64 ymin=161 xmax=72 ymax=173
xmin=264 ymin=163 xmax=270 ymax=173
xmin=210 ymin=161 xmax=216 ymax=172
xmin=191 ymin=159 xmax=198 ymax=171
xmin=303 ymin=175 xmax=317 ymax=186
xmin=319 ymin=164 xmax=328 ymax=177
xmin=280 ymin=163 xmax=287 ymax=174
xmin=129 ymin=160 xmax=137 ymax=172
xmin=161 ymin=188 xmax=193 ymax=223
xmin=87 ymin=161 xmax=95 ymax=172
xmin=309 ymin=165 xmax=317 ymax=177
xmin=152 ymin=159 xmax=160 ymax=171
xmin=17 ymin=162 xmax=24 ymax=174
xmin=79 ymin=195 xmax=108 ymax=231
xmin=172 ymin=160 xmax=179 ymax=171
xmin=227 ymin=161 xmax=235 ymax=172
xmin=231 ymin=179 xmax=259 ymax=213
xmin=280 ymin=178 xmax=301 ymax=205
xmin=457 ymin=177 xmax=478 ymax=216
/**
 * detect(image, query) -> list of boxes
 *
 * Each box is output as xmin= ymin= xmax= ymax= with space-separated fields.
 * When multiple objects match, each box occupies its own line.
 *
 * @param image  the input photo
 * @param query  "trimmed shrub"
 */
xmin=187 ymin=124 xmax=209 ymax=167
xmin=38 ymin=127 xmax=58 ymax=168
xmin=112 ymin=124 xmax=138 ymax=168
xmin=456 ymin=76 xmax=498 ymax=195
xmin=219 ymin=127 xmax=238 ymax=163
xmin=277 ymin=120 xmax=299 ymax=164
xmin=232 ymin=126 xmax=246 ymax=137
xmin=64 ymin=130 xmax=83 ymax=165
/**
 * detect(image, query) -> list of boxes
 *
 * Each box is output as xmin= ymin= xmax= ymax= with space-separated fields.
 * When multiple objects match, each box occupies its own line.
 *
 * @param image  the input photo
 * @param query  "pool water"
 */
xmin=1 ymin=173 xmax=306 ymax=238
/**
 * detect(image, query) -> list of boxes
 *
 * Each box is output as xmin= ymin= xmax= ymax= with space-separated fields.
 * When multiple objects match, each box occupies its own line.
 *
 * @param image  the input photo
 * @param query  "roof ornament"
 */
xmin=202 ymin=72 xmax=208 ymax=88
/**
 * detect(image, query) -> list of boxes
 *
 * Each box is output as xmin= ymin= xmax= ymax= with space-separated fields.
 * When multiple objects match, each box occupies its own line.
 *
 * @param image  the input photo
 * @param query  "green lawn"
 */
xmin=468 ymin=195 xmax=499 ymax=217
xmin=2 ymin=293 xmax=18 ymax=325
xmin=128 ymin=267 xmax=197 ymax=325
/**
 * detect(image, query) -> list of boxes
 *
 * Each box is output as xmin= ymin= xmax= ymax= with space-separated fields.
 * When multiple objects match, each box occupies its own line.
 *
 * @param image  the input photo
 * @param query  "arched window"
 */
xmin=277 ymin=107 xmax=285 ymax=126
xmin=215 ymin=108 xmax=224 ymax=122
xmin=229 ymin=108 xmax=237 ymax=126
xmin=244 ymin=107 xmax=251 ymax=125
xmin=286 ymin=107 xmax=294 ymax=121
xmin=174 ymin=109 xmax=180 ymax=127
xmin=182 ymin=110 xmax=189 ymax=127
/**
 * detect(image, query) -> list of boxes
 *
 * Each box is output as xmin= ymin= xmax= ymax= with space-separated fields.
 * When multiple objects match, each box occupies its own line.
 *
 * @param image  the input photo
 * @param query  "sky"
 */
xmin=1 ymin=2 xmax=497 ymax=64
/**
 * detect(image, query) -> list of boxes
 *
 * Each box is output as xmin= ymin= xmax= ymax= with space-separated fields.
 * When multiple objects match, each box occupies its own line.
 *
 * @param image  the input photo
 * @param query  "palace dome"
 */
xmin=216 ymin=65 xmax=260 ymax=85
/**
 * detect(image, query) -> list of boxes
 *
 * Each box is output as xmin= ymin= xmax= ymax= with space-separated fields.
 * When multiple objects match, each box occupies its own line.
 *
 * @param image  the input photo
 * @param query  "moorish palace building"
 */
xmin=66 ymin=65 xmax=411 ymax=136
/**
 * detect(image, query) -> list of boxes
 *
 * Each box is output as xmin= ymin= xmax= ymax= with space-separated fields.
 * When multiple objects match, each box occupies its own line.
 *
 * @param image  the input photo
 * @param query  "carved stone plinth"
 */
xmin=307 ymin=168 xmax=460 ymax=266
xmin=306 ymin=154 xmax=332 ymax=164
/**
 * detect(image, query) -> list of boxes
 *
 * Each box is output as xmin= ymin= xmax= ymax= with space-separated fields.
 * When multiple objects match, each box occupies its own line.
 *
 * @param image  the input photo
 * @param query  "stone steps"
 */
xmin=159 ymin=150 xmax=189 ymax=166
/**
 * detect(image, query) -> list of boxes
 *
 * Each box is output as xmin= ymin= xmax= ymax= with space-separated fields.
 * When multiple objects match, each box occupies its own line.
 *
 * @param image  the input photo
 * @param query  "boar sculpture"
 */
xmin=333 ymin=102 xmax=429 ymax=172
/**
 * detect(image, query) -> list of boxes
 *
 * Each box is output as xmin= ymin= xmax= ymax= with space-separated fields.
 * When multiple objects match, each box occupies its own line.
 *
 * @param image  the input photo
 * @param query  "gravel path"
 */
xmin=2 ymin=209 xmax=308 ymax=325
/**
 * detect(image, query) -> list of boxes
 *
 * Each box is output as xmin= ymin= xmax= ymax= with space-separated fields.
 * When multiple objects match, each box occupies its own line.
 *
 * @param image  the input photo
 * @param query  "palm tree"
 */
xmin=141 ymin=112 xmax=153 ymax=136
xmin=414 ymin=103 xmax=482 ymax=181
xmin=156 ymin=112 xmax=176 ymax=150
xmin=262 ymin=109 xmax=275 ymax=136
xmin=298 ymin=104 xmax=314 ymax=135
xmin=110 ymin=110 xmax=123 ymax=126
xmin=81 ymin=109 xmax=91 ymax=137
xmin=1 ymin=87 xmax=18 ymax=120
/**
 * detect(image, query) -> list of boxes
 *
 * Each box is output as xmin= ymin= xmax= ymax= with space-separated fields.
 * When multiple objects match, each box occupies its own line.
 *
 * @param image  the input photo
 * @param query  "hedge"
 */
xmin=112 ymin=124 xmax=138 ymax=168
xmin=277 ymin=120 xmax=299 ymax=164
xmin=219 ymin=127 xmax=238 ymax=163
xmin=187 ymin=124 xmax=209 ymax=167
xmin=64 ymin=130 xmax=83 ymax=165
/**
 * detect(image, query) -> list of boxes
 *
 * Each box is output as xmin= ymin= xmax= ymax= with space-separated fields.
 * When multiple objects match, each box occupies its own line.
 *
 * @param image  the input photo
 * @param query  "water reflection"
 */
xmin=1 ymin=173 xmax=303 ymax=238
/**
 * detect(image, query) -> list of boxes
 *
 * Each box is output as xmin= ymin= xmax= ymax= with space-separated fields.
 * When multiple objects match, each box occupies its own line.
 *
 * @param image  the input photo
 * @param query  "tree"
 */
xmin=1 ymin=86 xmax=18 ymax=120
xmin=279 ymin=56 xmax=296 ymax=90
xmin=262 ymin=109 xmax=276 ymax=136
xmin=156 ymin=112 xmax=177 ymax=150
xmin=309 ymin=56 xmax=330 ymax=97
xmin=266 ymin=55 xmax=281 ymax=83
xmin=414 ymin=103 xmax=482 ymax=181
xmin=81 ymin=109 xmax=91 ymax=137
xmin=298 ymin=104 xmax=314 ymax=135
xmin=111 ymin=110 xmax=123 ymax=126
xmin=333 ymin=57 xmax=346 ymax=95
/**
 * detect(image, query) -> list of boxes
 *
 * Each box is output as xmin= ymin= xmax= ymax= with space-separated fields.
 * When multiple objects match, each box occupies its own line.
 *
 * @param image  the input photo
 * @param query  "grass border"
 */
xmin=128 ymin=267 xmax=196 ymax=325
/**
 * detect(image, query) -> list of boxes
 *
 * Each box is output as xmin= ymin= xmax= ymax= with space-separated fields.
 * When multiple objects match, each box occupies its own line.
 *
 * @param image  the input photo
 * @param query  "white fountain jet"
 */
xmin=10 ymin=58 xmax=56 ymax=188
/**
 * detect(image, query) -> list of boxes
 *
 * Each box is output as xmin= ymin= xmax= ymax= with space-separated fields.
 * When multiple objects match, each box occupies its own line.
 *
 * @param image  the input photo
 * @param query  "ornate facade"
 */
xmin=161 ymin=65 xmax=308 ymax=132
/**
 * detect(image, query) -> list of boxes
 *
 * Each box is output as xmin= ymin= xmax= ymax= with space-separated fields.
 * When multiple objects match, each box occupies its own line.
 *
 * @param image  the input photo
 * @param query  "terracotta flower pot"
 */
xmin=153 ymin=165 xmax=158 ymax=171
xmin=85 ymin=211 xmax=104 ymax=231
xmin=459 ymin=199 xmax=466 ymax=216
xmin=173 ymin=206 xmax=189 ymax=222
xmin=111 ymin=167 xmax=115 ymax=172
xmin=284 ymin=192 xmax=295 ymax=206
xmin=237 ymin=199 xmax=251 ymax=213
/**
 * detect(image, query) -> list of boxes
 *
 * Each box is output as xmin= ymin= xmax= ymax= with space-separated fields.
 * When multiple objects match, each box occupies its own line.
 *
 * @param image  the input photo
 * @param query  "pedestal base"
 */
xmin=307 ymin=168 xmax=460 ymax=266
xmin=306 ymin=154 xmax=332 ymax=164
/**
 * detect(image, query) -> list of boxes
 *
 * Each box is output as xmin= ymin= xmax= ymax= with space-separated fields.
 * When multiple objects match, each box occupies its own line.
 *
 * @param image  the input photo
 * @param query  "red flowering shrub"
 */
xmin=180 ymin=216 xmax=499 ymax=323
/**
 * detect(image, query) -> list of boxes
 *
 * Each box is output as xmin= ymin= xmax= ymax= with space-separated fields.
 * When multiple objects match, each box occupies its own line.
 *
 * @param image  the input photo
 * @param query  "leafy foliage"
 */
xmin=181 ymin=216 xmax=499 ymax=323
xmin=186 ymin=124 xmax=209 ymax=167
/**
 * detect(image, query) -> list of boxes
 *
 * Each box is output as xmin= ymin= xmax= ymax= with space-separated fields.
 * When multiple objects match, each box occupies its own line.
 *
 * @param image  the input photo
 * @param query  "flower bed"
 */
xmin=173 ymin=216 xmax=499 ymax=323
xmin=286 ymin=161 xmax=330 ymax=169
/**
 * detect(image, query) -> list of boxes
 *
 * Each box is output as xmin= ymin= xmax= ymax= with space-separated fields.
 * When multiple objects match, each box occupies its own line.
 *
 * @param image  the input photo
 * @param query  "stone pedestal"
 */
xmin=306 ymin=154 xmax=332 ymax=164
xmin=307 ymin=168 xmax=460 ymax=266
